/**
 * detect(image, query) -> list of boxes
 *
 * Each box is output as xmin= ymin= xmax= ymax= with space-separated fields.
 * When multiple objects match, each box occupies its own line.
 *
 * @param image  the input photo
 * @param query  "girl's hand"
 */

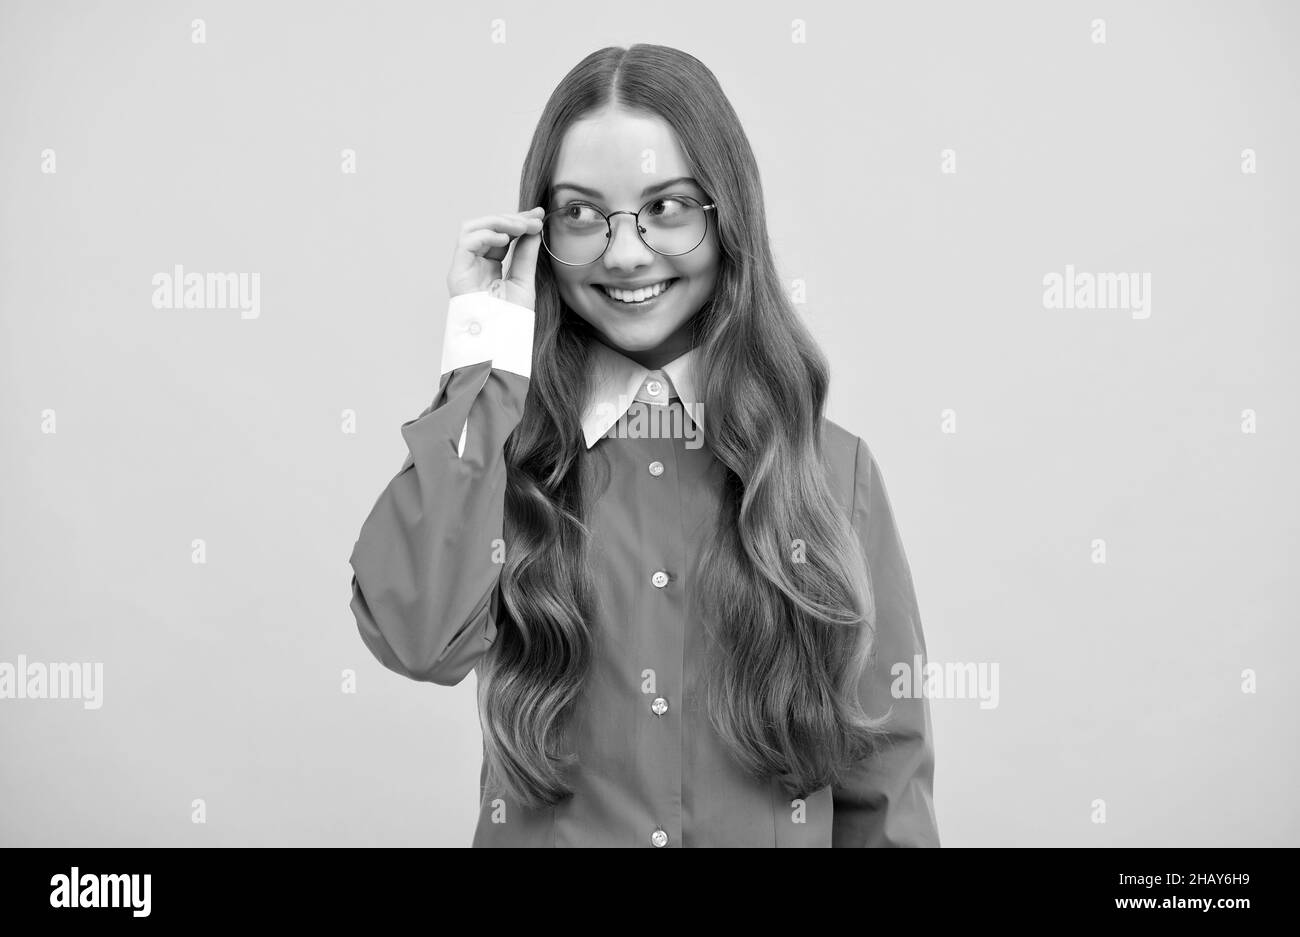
xmin=447 ymin=207 xmax=546 ymax=311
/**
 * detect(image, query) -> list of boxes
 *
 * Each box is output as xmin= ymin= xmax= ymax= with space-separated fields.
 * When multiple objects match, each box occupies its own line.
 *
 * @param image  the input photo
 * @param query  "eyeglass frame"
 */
xmin=539 ymin=193 xmax=717 ymax=266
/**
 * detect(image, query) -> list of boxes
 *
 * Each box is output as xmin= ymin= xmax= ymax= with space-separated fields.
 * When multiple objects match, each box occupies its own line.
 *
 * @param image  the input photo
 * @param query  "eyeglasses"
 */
xmin=541 ymin=194 xmax=716 ymax=266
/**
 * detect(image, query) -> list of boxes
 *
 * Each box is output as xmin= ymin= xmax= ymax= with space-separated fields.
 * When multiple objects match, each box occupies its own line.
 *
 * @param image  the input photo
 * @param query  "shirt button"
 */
xmin=650 ymin=570 xmax=669 ymax=588
xmin=651 ymin=697 xmax=668 ymax=716
xmin=467 ymin=320 xmax=482 ymax=336
xmin=648 ymin=460 xmax=664 ymax=477
xmin=651 ymin=828 xmax=669 ymax=847
xmin=646 ymin=379 xmax=663 ymax=397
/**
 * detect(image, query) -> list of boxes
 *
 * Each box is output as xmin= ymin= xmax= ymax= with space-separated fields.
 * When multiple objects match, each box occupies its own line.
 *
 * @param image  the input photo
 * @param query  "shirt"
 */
xmin=348 ymin=290 xmax=940 ymax=847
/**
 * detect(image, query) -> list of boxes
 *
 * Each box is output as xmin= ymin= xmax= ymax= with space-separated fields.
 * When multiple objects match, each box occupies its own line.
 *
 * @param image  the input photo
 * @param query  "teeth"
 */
xmin=600 ymin=279 xmax=674 ymax=302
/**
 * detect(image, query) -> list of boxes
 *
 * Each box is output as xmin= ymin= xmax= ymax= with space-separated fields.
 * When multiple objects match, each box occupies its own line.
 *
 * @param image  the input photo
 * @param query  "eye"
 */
xmin=556 ymin=201 xmax=605 ymax=226
xmin=645 ymin=196 xmax=691 ymax=218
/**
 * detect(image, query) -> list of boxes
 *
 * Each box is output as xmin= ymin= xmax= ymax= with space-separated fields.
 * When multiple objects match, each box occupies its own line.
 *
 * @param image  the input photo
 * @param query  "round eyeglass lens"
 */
xmin=542 ymin=195 xmax=709 ymax=265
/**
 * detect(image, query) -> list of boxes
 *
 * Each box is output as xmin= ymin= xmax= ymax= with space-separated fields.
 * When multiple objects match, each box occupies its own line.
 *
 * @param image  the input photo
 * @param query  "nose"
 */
xmin=600 ymin=211 xmax=655 ymax=272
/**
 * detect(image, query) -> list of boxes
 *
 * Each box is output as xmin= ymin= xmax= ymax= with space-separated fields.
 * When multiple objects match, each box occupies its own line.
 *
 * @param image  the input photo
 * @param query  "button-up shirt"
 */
xmin=348 ymin=290 xmax=940 ymax=847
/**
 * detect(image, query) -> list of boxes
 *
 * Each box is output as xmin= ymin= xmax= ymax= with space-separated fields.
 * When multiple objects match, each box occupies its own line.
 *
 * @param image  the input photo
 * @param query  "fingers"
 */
xmin=458 ymin=209 xmax=544 ymax=244
xmin=449 ymin=208 xmax=545 ymax=297
xmin=505 ymin=229 xmax=542 ymax=290
xmin=462 ymin=229 xmax=512 ymax=254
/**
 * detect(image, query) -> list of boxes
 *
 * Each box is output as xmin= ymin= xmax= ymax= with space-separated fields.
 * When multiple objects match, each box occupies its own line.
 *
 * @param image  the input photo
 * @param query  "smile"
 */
xmin=594 ymin=278 xmax=678 ymax=304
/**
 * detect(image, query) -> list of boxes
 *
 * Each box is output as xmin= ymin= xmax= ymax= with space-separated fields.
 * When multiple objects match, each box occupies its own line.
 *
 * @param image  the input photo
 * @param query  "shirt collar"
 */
xmin=580 ymin=339 xmax=701 ymax=449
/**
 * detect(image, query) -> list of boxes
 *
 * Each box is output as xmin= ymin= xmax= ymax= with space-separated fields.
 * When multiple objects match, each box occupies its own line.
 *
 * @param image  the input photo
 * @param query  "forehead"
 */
xmin=552 ymin=107 xmax=693 ymax=198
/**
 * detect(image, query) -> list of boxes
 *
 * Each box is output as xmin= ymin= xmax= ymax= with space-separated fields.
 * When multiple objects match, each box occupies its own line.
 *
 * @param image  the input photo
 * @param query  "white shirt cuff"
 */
xmin=440 ymin=291 xmax=535 ymax=379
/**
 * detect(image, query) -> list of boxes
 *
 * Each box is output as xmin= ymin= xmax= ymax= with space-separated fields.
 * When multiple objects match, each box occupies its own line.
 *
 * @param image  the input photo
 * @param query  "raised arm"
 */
xmin=348 ymin=206 xmax=546 ymax=686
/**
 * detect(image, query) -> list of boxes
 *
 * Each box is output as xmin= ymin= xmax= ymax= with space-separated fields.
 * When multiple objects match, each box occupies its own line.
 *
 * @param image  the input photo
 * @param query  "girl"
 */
xmin=348 ymin=44 xmax=939 ymax=847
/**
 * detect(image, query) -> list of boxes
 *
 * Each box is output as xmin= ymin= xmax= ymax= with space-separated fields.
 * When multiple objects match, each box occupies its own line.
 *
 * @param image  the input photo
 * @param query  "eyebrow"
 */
xmin=550 ymin=176 xmax=702 ymax=201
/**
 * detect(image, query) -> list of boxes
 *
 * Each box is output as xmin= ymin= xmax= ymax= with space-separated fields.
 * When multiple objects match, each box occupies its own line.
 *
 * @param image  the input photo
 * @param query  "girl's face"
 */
xmin=546 ymin=105 xmax=720 ymax=369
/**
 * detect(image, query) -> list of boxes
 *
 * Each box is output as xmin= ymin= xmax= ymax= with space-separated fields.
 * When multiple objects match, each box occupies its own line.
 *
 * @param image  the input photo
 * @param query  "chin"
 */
xmin=591 ymin=320 xmax=677 ymax=353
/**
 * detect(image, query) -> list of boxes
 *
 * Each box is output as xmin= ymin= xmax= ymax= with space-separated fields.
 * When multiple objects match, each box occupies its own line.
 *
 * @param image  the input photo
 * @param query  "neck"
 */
xmin=599 ymin=318 xmax=696 ymax=370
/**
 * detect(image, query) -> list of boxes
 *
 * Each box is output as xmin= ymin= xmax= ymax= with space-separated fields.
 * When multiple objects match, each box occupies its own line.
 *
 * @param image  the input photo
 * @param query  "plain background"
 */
xmin=1 ymin=0 xmax=1297 ymax=847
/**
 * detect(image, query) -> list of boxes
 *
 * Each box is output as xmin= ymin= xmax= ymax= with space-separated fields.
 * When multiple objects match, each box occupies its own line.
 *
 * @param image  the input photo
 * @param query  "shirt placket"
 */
xmin=635 ymin=373 xmax=686 ymax=848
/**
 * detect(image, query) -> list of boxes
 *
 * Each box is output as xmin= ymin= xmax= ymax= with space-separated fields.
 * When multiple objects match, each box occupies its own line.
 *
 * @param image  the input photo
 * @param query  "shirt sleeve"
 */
xmin=832 ymin=436 xmax=941 ymax=847
xmin=347 ymin=290 xmax=534 ymax=686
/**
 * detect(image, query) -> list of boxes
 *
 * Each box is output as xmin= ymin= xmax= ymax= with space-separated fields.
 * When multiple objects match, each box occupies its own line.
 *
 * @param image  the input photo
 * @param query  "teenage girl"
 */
xmin=349 ymin=43 xmax=939 ymax=848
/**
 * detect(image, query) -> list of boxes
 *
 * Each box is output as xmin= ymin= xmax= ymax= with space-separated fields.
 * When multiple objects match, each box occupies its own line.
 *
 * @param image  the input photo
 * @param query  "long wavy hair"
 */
xmin=477 ymin=43 xmax=890 ymax=808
